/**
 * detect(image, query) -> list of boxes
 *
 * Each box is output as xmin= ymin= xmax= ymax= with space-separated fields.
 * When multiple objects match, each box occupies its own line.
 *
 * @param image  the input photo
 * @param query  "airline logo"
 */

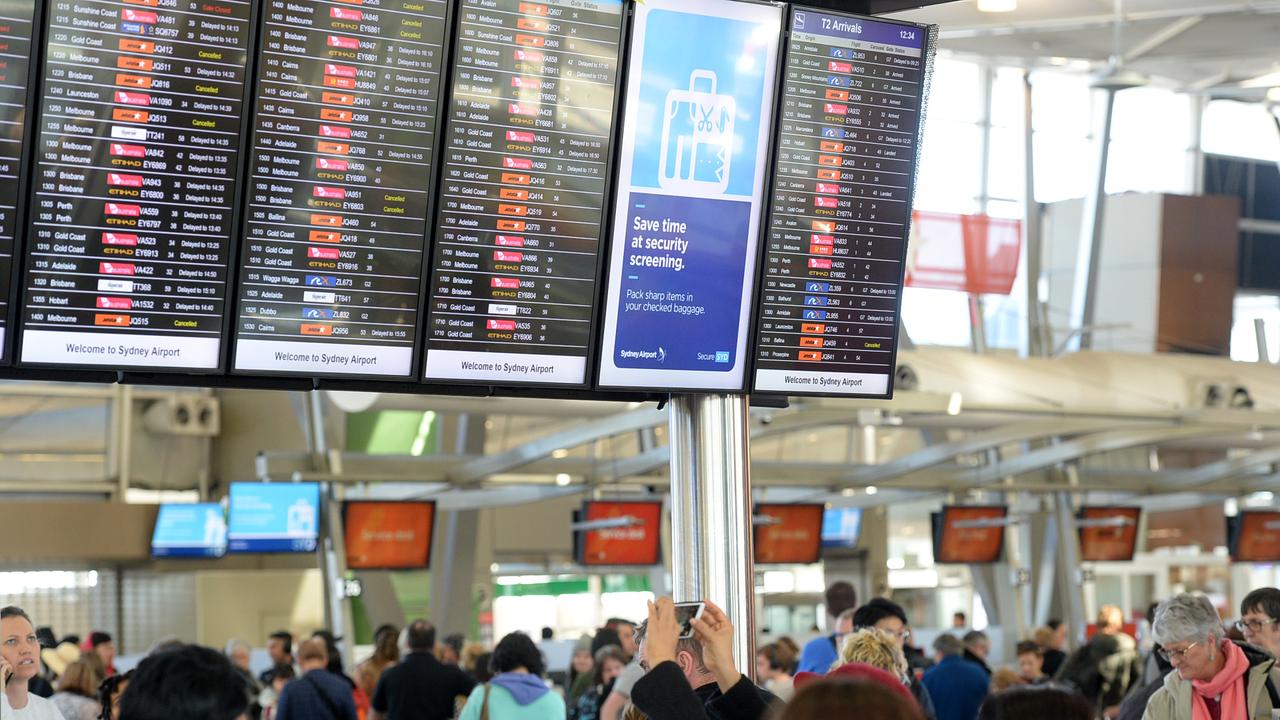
xmin=310 ymin=214 xmax=342 ymax=227
xmin=516 ymin=17 xmax=548 ymax=31
xmin=303 ymin=291 xmax=337 ymax=303
xmin=330 ymin=7 xmax=362 ymax=20
xmin=120 ymin=21 xmax=148 ymax=34
xmin=824 ymin=103 xmax=848 ymax=115
xmin=827 ymin=75 xmax=850 ymax=88
xmin=100 ymin=262 xmax=136 ymax=275
xmin=802 ymin=323 xmax=826 ymax=334
xmin=316 ymin=141 xmax=350 ymax=155
xmin=308 ymin=247 xmax=340 ymax=260
xmin=115 ymin=73 xmax=152 ymax=88
xmin=501 ymin=172 xmax=531 ymax=185
xmin=316 ymin=157 xmax=349 ymax=171
xmin=829 ymin=61 xmax=852 ymax=73
xmin=493 ymin=251 xmax=523 ymax=262
xmin=499 ymin=188 xmax=528 ymax=201
xmin=122 ymin=0 xmax=159 ymax=6
xmin=508 ymin=103 xmax=537 ymax=116
xmin=323 ymin=75 xmax=355 ymax=89
xmin=110 ymin=143 xmax=147 ymax=158
xmin=818 ymin=155 xmax=842 ymax=166
xmin=515 ymin=34 xmax=545 ymax=47
xmin=120 ymin=8 xmax=157 ymax=22
xmin=816 ymin=183 xmax=840 ymax=194
xmin=309 ymin=230 xmax=341 ymax=243
xmin=487 ymin=319 xmax=516 ymax=331
xmin=491 ymin=277 xmax=520 ymax=289
xmin=319 ymin=125 xmax=351 ymax=139
xmin=327 ymin=35 xmax=359 ymax=49
xmin=313 ymin=186 xmax=345 ymax=199
xmin=518 ymin=2 xmax=548 ymax=14
xmin=826 ymin=89 xmax=849 ymax=101
xmin=497 ymin=204 xmax=527 ymax=216
xmin=320 ymin=108 xmax=353 ymax=122
xmin=303 ymin=308 xmax=335 ymax=319
xmin=98 ymin=279 xmax=135 ymax=292
xmin=495 ymin=236 xmax=525 ymax=247
xmin=814 ymin=196 xmax=838 ymax=209
xmin=107 ymin=173 xmax=144 ymax=187
xmin=108 ymin=125 xmax=146 ymax=140
xmin=321 ymin=91 xmax=355 ymax=106
xmin=117 ymin=56 xmax=152 ymax=71
xmin=822 ymin=127 xmax=847 ymax=139
xmin=97 ymin=297 xmax=133 ymax=310
xmin=803 ymin=309 xmax=828 ymax=320
xmin=115 ymin=91 xmax=151 ymax=106
xmin=808 ymin=258 xmax=833 ymax=270
xmin=503 ymin=157 xmax=532 ymax=170
xmin=830 ymin=48 xmax=849 ymax=59
xmin=806 ymin=283 xmax=830 ymax=293
xmin=804 ymin=296 xmax=828 ymax=307
xmin=812 ymin=220 xmax=834 ymax=233
xmin=102 ymin=233 xmax=139 ymax=246
xmin=800 ymin=337 xmax=823 ymax=348
xmin=510 ymin=77 xmax=536 ymax=88
xmin=324 ymin=63 xmax=357 ymax=77
xmin=513 ymin=48 xmax=544 ymax=63
xmin=111 ymin=109 xmax=149 ymax=123
xmin=798 ymin=351 xmax=823 ymax=362
xmin=118 ymin=39 xmax=154 ymax=53
xmin=819 ymin=141 xmax=844 ymax=152
xmin=488 ymin=304 xmax=518 ymax=315
xmin=300 ymin=324 xmax=332 ymax=336
xmin=496 ymin=219 xmax=525 ymax=231
xmin=811 ymin=235 xmax=835 ymax=246
xmin=104 ymin=203 xmax=141 ymax=216
xmin=811 ymin=244 xmax=833 ymax=256
xmin=817 ymin=169 xmax=842 ymax=181
xmin=506 ymin=130 xmax=536 ymax=142
xmin=95 ymin=314 xmax=131 ymax=327
xmin=304 ymin=275 xmax=336 ymax=287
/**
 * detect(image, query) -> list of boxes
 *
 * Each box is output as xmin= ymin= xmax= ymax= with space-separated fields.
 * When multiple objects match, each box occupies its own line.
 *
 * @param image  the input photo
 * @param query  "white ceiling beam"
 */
xmin=1123 ymin=15 xmax=1205 ymax=63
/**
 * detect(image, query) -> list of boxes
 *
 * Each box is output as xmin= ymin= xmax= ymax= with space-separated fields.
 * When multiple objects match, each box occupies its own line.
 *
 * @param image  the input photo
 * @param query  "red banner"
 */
xmin=906 ymin=211 xmax=1022 ymax=295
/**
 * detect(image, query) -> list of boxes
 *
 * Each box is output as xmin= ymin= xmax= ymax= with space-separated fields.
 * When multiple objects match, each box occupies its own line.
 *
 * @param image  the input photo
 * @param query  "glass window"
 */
xmin=1034 ymin=133 xmax=1093 ymax=202
xmin=916 ymin=121 xmax=982 ymax=214
xmin=988 ymin=126 xmax=1027 ymax=203
xmin=1031 ymin=70 xmax=1093 ymax=136
xmin=901 ymin=287 xmax=972 ymax=347
xmin=1230 ymin=294 xmax=1280 ymax=362
xmin=927 ymin=57 xmax=984 ymax=123
xmin=1203 ymin=100 xmax=1280 ymax=162
xmin=991 ymin=67 xmax=1027 ymax=130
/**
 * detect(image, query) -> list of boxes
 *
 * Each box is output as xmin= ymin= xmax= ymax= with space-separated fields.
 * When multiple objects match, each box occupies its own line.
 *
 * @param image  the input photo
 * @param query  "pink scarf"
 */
xmin=1191 ymin=641 xmax=1250 ymax=720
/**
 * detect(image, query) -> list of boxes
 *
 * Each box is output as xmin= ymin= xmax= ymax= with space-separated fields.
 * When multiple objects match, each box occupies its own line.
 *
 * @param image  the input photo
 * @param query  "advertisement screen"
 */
xmin=821 ymin=506 xmax=862 ymax=549
xmin=754 ymin=503 xmax=823 ymax=564
xmin=1230 ymin=511 xmax=1280 ymax=563
xmin=596 ymin=0 xmax=782 ymax=391
xmin=1078 ymin=506 xmax=1141 ymax=562
xmin=932 ymin=505 xmax=1006 ymax=564
xmin=151 ymin=503 xmax=227 ymax=558
xmin=344 ymin=501 xmax=435 ymax=570
xmin=422 ymin=0 xmax=625 ymax=387
xmin=577 ymin=500 xmax=662 ymax=566
xmin=227 ymin=482 xmax=321 ymax=553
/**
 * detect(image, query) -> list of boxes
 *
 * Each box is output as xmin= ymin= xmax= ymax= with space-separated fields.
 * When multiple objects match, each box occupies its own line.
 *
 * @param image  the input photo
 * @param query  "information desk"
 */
xmin=752 ymin=8 xmax=925 ymax=398
xmin=423 ymin=0 xmax=624 ymax=388
xmin=232 ymin=0 xmax=451 ymax=378
xmin=19 ymin=0 xmax=254 ymax=370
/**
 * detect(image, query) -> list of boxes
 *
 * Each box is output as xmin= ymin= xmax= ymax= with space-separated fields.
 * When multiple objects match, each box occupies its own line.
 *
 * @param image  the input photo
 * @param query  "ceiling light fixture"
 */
xmin=976 ymin=0 xmax=1016 ymax=12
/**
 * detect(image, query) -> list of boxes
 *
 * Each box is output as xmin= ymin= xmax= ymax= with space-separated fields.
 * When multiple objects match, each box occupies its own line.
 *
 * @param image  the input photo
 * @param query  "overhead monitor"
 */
xmin=18 ymin=0 xmax=255 ymax=370
xmin=821 ymin=506 xmax=863 ymax=549
xmin=596 ymin=0 xmax=783 ymax=392
xmin=1229 ymin=511 xmax=1280 ymax=563
xmin=754 ymin=503 xmax=823 ymax=565
xmin=1078 ymin=506 xmax=1141 ymax=562
xmin=932 ymin=505 xmax=1007 ymax=564
xmin=231 ymin=0 xmax=451 ymax=378
xmin=227 ymin=482 xmax=321 ymax=553
xmin=422 ymin=0 xmax=626 ymax=387
xmin=0 ymin=0 xmax=38 ymax=361
xmin=752 ymin=8 xmax=928 ymax=398
xmin=343 ymin=501 xmax=435 ymax=570
xmin=151 ymin=503 xmax=228 ymax=558
xmin=576 ymin=500 xmax=662 ymax=567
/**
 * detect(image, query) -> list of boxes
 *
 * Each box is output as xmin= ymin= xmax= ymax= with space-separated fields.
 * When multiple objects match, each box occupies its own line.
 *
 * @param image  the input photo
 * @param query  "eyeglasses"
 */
xmin=1235 ymin=619 xmax=1280 ymax=633
xmin=1157 ymin=642 xmax=1198 ymax=663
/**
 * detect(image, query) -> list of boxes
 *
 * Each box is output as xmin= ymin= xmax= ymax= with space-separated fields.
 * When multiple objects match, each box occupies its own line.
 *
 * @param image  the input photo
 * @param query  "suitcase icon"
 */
xmin=659 ymin=69 xmax=736 ymax=195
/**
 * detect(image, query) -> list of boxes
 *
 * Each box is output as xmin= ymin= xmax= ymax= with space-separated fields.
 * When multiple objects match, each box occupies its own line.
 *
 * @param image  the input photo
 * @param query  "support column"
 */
xmin=1068 ymin=87 xmax=1119 ymax=352
xmin=430 ymin=413 xmax=484 ymax=638
xmin=1053 ymin=487 xmax=1088 ymax=649
xmin=1021 ymin=69 xmax=1046 ymax=358
xmin=668 ymin=394 xmax=755 ymax=678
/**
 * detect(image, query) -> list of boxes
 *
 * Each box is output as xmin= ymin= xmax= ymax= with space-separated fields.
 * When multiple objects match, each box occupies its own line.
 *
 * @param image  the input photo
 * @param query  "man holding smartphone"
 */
xmin=628 ymin=598 xmax=778 ymax=720
xmin=1 ymin=606 xmax=66 ymax=719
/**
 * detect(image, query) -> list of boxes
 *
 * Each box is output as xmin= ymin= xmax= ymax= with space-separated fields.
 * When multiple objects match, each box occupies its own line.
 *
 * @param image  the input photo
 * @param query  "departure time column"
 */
xmin=0 ymin=0 xmax=35 ymax=358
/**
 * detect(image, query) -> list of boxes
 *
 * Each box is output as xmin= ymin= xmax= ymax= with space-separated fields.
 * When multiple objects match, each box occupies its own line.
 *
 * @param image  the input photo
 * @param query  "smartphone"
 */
xmin=673 ymin=601 xmax=706 ymax=639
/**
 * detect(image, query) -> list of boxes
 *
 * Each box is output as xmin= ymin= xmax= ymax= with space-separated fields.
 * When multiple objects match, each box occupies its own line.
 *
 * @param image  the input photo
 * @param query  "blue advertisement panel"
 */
xmin=151 ymin=503 xmax=228 ymax=558
xmin=227 ymin=483 xmax=321 ymax=554
xmin=821 ymin=507 xmax=863 ymax=549
xmin=596 ymin=0 xmax=782 ymax=391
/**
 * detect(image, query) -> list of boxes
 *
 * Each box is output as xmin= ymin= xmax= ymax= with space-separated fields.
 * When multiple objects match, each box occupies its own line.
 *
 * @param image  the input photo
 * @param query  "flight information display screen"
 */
xmin=18 ymin=0 xmax=253 ymax=370
xmin=752 ymin=9 xmax=926 ymax=398
xmin=0 ymin=0 xmax=35 ymax=361
xmin=422 ymin=0 xmax=624 ymax=387
xmin=232 ymin=0 xmax=450 ymax=378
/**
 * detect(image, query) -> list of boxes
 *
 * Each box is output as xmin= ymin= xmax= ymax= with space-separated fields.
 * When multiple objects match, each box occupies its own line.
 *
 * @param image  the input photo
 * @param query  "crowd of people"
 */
xmin=5 ymin=585 xmax=1280 ymax=719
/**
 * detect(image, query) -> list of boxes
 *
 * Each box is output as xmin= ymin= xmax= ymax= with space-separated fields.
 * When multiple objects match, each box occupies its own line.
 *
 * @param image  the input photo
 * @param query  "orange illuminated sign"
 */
xmin=933 ymin=506 xmax=1006 ymax=564
xmin=754 ymin=504 xmax=823 ymax=565
xmin=1078 ymin=507 xmax=1141 ymax=562
xmin=344 ymin=501 xmax=435 ymax=570
xmin=1231 ymin=511 xmax=1280 ymax=562
xmin=577 ymin=501 xmax=662 ymax=567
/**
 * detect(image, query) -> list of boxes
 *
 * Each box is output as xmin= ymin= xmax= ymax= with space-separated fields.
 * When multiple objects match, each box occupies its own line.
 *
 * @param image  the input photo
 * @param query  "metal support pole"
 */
xmin=1053 ymin=487 xmax=1088 ymax=649
xmin=117 ymin=385 xmax=134 ymax=500
xmin=1068 ymin=87 xmax=1119 ymax=352
xmin=668 ymin=394 xmax=755 ymax=679
xmin=1190 ymin=95 xmax=1206 ymax=196
xmin=968 ymin=294 xmax=987 ymax=354
xmin=1021 ymin=69 xmax=1044 ymax=357
xmin=1256 ymin=318 xmax=1273 ymax=364
xmin=1033 ymin=510 xmax=1059 ymax=627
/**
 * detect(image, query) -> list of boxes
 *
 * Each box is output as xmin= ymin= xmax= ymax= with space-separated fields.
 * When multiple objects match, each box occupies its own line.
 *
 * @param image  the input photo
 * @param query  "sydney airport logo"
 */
xmin=619 ymin=346 xmax=667 ymax=363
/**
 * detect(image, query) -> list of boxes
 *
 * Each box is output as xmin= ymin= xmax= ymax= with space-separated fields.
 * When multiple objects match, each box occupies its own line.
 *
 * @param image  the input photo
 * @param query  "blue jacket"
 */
xmin=278 ymin=669 xmax=358 ymax=720
xmin=922 ymin=656 xmax=988 ymax=720
xmin=797 ymin=635 xmax=839 ymax=674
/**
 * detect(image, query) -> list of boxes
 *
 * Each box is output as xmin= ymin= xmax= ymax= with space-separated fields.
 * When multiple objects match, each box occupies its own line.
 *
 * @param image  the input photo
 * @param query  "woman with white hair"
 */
xmin=1142 ymin=593 xmax=1280 ymax=720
